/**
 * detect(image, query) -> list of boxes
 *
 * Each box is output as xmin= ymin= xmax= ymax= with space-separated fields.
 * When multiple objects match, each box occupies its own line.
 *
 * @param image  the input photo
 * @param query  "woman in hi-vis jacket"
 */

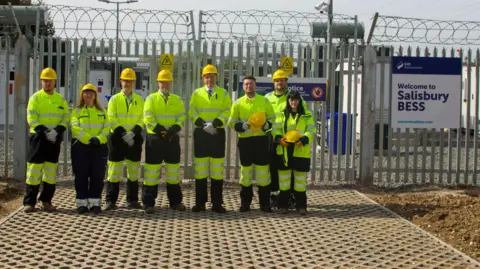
xmin=70 ymin=83 xmax=109 ymax=214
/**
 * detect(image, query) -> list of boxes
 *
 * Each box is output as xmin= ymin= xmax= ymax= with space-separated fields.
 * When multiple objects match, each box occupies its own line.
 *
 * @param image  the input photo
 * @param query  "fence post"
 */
xmin=359 ymin=45 xmax=376 ymax=186
xmin=13 ymin=36 xmax=30 ymax=180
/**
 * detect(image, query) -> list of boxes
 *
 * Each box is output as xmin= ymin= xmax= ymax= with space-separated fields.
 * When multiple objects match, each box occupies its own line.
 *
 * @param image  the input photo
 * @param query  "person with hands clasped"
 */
xmin=142 ymin=70 xmax=186 ymax=214
xmin=105 ymin=68 xmax=145 ymax=211
xmin=70 ymin=84 xmax=109 ymax=214
xmin=272 ymin=90 xmax=316 ymax=215
xmin=228 ymin=76 xmax=275 ymax=213
xmin=23 ymin=67 xmax=69 ymax=213
xmin=188 ymin=64 xmax=231 ymax=213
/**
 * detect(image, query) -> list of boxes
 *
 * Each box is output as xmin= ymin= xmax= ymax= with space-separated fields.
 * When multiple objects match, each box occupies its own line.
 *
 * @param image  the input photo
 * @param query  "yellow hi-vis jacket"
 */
xmin=71 ymin=106 xmax=110 ymax=145
xmin=144 ymin=92 xmax=186 ymax=134
xmin=107 ymin=91 xmax=144 ymax=135
xmin=228 ymin=94 xmax=275 ymax=138
xmin=188 ymin=86 xmax=231 ymax=127
xmin=27 ymin=89 xmax=69 ymax=134
xmin=265 ymin=90 xmax=307 ymax=118
xmin=272 ymin=109 xmax=316 ymax=160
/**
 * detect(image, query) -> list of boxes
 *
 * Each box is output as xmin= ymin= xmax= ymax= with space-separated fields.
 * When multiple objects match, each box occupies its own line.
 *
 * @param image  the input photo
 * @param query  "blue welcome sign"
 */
xmin=238 ymin=77 xmax=328 ymax=101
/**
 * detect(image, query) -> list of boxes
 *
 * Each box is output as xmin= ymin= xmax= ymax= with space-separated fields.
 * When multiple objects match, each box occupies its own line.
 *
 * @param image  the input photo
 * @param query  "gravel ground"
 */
xmin=1 ymin=130 xmax=479 ymax=187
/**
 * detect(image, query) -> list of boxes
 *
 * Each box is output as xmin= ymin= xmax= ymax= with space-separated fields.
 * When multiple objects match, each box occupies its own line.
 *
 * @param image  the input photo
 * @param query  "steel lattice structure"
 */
xmin=199 ymin=10 xmax=357 ymax=43
xmin=368 ymin=13 xmax=480 ymax=45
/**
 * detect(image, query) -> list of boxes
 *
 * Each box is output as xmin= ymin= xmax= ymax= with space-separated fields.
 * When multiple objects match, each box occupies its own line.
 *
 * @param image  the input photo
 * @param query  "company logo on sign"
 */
xmin=396 ymin=60 xmax=422 ymax=70
xmin=396 ymin=61 xmax=404 ymax=70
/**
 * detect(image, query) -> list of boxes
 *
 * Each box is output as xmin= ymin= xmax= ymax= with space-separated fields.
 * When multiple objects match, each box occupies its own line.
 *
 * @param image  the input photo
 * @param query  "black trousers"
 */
xmin=23 ymin=132 xmax=62 ymax=206
xmin=107 ymin=132 xmax=143 ymax=162
xmin=71 ymin=140 xmax=108 ymax=205
xmin=267 ymin=132 xmax=279 ymax=192
xmin=142 ymin=133 xmax=183 ymax=207
xmin=193 ymin=127 xmax=226 ymax=207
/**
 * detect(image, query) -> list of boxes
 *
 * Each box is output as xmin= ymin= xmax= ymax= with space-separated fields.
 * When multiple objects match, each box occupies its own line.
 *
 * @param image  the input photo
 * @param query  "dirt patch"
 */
xmin=364 ymin=186 xmax=480 ymax=262
xmin=0 ymin=178 xmax=23 ymax=220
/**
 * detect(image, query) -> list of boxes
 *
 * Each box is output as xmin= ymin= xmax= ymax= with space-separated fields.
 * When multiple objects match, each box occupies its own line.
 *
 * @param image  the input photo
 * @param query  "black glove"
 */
xmin=262 ymin=121 xmax=272 ymax=131
xmin=153 ymin=124 xmax=167 ymax=136
xmin=212 ymin=118 xmax=223 ymax=128
xmin=165 ymin=124 xmax=181 ymax=141
xmin=90 ymin=137 xmax=101 ymax=146
xmin=113 ymin=126 xmax=127 ymax=137
xmin=54 ymin=125 xmax=66 ymax=135
xmin=274 ymin=135 xmax=283 ymax=144
xmin=194 ymin=117 xmax=206 ymax=127
xmin=132 ymin=125 xmax=143 ymax=136
xmin=234 ymin=122 xmax=245 ymax=132
xmin=298 ymin=136 xmax=309 ymax=146
xmin=34 ymin=125 xmax=48 ymax=134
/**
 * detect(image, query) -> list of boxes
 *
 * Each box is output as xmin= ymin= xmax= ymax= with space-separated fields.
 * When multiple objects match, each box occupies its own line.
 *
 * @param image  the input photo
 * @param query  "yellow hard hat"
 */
xmin=248 ymin=112 xmax=267 ymax=131
xmin=272 ymin=69 xmax=288 ymax=82
xmin=80 ymin=83 xmax=97 ymax=95
xmin=284 ymin=130 xmax=301 ymax=143
xmin=40 ymin=67 xmax=57 ymax=80
xmin=157 ymin=69 xmax=173 ymax=82
xmin=202 ymin=64 xmax=217 ymax=76
xmin=120 ymin=68 xmax=137 ymax=81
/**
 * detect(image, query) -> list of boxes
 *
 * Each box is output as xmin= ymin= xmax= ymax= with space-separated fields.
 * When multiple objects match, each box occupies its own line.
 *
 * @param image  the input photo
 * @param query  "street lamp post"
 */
xmin=98 ymin=0 xmax=138 ymax=95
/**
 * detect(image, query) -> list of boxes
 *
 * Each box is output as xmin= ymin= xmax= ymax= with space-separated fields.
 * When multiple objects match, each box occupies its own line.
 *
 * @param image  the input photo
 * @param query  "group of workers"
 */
xmin=23 ymin=64 xmax=315 ymax=216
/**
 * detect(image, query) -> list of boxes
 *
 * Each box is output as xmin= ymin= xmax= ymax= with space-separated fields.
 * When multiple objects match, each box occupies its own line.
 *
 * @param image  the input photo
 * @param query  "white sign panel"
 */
xmin=391 ymin=57 xmax=461 ymax=128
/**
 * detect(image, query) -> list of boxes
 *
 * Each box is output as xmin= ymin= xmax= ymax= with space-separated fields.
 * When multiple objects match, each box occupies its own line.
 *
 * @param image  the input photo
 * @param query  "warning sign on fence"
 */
xmin=280 ymin=56 xmax=293 ymax=75
xmin=160 ymin=54 xmax=173 ymax=71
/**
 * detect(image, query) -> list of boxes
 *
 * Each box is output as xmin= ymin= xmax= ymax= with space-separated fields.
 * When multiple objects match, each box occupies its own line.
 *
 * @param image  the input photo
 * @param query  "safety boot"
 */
xmin=239 ymin=185 xmax=253 ymax=212
xmin=211 ymin=180 xmax=226 ymax=213
xmin=77 ymin=206 xmax=89 ymax=214
xmin=297 ymin=208 xmax=308 ymax=216
xmin=170 ymin=203 xmax=186 ymax=211
xmin=90 ymin=206 xmax=102 ymax=214
xmin=144 ymin=207 xmax=155 ymax=214
xmin=42 ymin=202 xmax=57 ymax=212
xmin=23 ymin=205 xmax=36 ymax=213
xmin=104 ymin=202 xmax=117 ymax=211
xmin=126 ymin=180 xmax=141 ymax=208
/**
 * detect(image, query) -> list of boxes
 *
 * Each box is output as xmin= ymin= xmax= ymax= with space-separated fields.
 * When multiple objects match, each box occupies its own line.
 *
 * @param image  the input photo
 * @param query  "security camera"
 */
xmin=314 ymin=2 xmax=328 ymax=13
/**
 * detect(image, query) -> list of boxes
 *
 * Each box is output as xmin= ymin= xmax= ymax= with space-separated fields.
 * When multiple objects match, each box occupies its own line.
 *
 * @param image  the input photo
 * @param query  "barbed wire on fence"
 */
xmin=0 ymin=4 xmax=195 ymax=41
xmin=198 ymin=10 xmax=359 ymax=43
xmin=368 ymin=13 xmax=480 ymax=46
xmin=47 ymin=5 xmax=195 ymax=41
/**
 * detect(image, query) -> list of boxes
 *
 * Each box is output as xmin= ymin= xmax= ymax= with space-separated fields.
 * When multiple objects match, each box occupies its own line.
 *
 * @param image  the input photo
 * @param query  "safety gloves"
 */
xmin=46 ymin=129 xmax=58 ymax=143
xmin=122 ymin=131 xmax=135 ymax=147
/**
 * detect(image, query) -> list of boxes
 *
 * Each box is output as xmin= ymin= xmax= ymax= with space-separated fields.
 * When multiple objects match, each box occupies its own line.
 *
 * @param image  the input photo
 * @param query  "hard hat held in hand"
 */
xmin=157 ymin=69 xmax=173 ymax=82
xmin=40 ymin=67 xmax=57 ymax=80
xmin=284 ymin=130 xmax=301 ymax=143
xmin=248 ymin=112 xmax=266 ymax=131
xmin=120 ymin=68 xmax=137 ymax=81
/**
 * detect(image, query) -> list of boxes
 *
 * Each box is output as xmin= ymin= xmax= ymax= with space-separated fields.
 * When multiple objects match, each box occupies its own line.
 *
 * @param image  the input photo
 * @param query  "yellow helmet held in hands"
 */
xmin=157 ymin=69 xmax=173 ymax=82
xmin=80 ymin=83 xmax=97 ymax=95
xmin=248 ymin=112 xmax=267 ymax=131
xmin=120 ymin=68 xmax=137 ymax=81
xmin=40 ymin=67 xmax=57 ymax=80
xmin=202 ymin=64 xmax=217 ymax=76
xmin=284 ymin=130 xmax=301 ymax=143
xmin=272 ymin=69 xmax=288 ymax=82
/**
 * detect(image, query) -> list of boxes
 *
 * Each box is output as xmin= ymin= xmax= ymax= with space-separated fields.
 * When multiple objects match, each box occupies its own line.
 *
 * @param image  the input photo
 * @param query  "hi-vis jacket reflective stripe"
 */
xmin=188 ymin=86 xmax=231 ymax=127
xmin=144 ymin=92 xmax=186 ymax=134
xmin=272 ymin=109 xmax=316 ymax=159
xmin=71 ymin=106 xmax=110 ymax=144
xmin=27 ymin=89 xmax=69 ymax=134
xmin=107 ymin=92 xmax=144 ymax=132
xmin=228 ymin=94 xmax=275 ymax=138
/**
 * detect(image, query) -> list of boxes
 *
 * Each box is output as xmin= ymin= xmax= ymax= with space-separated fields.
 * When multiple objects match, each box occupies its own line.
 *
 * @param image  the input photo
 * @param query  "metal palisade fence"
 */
xmin=0 ymin=5 xmax=479 ymax=187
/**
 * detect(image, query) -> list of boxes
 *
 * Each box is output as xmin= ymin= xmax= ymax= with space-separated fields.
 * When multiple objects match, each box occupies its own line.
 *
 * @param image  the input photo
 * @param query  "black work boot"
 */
xmin=294 ymin=190 xmax=307 ymax=215
xmin=258 ymin=185 xmax=272 ymax=213
xmin=192 ymin=179 xmax=207 ymax=212
xmin=239 ymin=185 xmax=253 ymax=212
xmin=211 ymin=180 xmax=226 ymax=213
xmin=104 ymin=182 xmax=119 ymax=211
xmin=23 ymin=184 xmax=40 ymax=212
xmin=167 ymin=183 xmax=186 ymax=211
xmin=126 ymin=180 xmax=141 ymax=209
xmin=142 ymin=184 xmax=158 ymax=210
